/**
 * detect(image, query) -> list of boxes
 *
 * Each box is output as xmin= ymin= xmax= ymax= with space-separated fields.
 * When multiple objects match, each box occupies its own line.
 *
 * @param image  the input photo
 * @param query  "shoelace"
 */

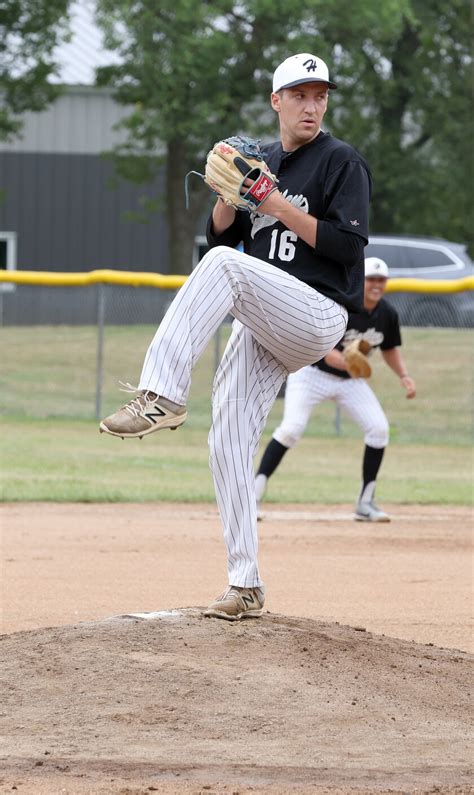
xmin=214 ymin=586 xmax=240 ymax=602
xmin=119 ymin=381 xmax=142 ymax=395
xmin=118 ymin=381 xmax=157 ymax=418
xmin=215 ymin=586 xmax=233 ymax=601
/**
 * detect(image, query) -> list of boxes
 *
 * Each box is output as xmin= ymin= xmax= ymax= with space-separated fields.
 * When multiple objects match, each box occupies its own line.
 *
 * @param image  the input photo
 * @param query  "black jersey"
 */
xmin=315 ymin=297 xmax=402 ymax=379
xmin=206 ymin=131 xmax=372 ymax=313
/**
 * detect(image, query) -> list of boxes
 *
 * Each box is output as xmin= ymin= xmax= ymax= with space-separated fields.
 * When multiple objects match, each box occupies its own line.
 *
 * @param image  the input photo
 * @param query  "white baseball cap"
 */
xmin=272 ymin=53 xmax=337 ymax=93
xmin=365 ymin=257 xmax=389 ymax=278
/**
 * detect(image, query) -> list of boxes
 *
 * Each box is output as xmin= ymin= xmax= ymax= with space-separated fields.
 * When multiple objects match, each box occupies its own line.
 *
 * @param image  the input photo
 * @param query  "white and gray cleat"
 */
xmin=354 ymin=500 xmax=391 ymax=522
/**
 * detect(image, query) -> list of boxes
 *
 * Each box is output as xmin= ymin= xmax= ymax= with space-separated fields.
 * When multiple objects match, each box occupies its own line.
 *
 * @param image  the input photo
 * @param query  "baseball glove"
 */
xmin=204 ymin=136 xmax=278 ymax=211
xmin=343 ymin=339 xmax=372 ymax=379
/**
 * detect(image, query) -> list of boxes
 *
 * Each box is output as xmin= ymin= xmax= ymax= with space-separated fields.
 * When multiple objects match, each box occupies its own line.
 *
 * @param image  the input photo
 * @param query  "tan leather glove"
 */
xmin=204 ymin=136 xmax=278 ymax=211
xmin=343 ymin=340 xmax=372 ymax=378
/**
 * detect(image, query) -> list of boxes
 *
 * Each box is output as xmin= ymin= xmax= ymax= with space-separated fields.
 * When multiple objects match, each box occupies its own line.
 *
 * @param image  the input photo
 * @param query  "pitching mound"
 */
xmin=1 ymin=609 xmax=472 ymax=794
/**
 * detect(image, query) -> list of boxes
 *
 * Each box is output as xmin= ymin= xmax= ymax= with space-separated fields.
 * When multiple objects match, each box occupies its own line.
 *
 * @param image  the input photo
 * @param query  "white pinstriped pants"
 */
xmin=273 ymin=365 xmax=390 ymax=449
xmin=139 ymin=245 xmax=348 ymax=587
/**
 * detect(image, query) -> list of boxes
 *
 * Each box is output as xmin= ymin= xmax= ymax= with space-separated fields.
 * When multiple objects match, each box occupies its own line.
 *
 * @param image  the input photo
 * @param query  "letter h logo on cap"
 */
xmin=303 ymin=58 xmax=318 ymax=73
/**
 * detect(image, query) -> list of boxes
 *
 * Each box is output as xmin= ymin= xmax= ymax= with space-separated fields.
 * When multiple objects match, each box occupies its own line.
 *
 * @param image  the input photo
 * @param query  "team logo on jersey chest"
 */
xmin=250 ymin=190 xmax=309 ymax=238
xmin=344 ymin=328 xmax=384 ymax=348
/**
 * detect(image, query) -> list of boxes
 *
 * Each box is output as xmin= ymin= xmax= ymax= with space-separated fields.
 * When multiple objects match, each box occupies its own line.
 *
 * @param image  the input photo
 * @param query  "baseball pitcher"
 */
xmin=100 ymin=53 xmax=372 ymax=620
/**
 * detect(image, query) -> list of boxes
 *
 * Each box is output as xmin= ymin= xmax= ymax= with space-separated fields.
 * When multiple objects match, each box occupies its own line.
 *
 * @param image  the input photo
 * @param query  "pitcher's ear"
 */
xmin=271 ymin=91 xmax=281 ymax=111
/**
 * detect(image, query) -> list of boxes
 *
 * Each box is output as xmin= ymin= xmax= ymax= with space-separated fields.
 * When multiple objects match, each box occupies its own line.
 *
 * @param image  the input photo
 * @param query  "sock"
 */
xmin=359 ymin=446 xmax=385 ymax=503
xmin=257 ymin=438 xmax=289 ymax=478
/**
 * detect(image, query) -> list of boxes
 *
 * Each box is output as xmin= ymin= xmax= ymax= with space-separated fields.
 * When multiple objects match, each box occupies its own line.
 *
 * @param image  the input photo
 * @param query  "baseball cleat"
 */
xmin=354 ymin=500 xmax=391 ymax=522
xmin=203 ymin=585 xmax=265 ymax=621
xmin=99 ymin=383 xmax=187 ymax=438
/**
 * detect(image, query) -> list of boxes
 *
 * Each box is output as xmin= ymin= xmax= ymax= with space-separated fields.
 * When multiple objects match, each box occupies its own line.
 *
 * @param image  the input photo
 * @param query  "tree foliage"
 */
xmin=0 ymin=0 xmax=71 ymax=141
xmin=95 ymin=0 xmax=472 ymax=271
xmin=316 ymin=0 xmax=472 ymax=252
xmin=96 ymin=0 xmax=313 ymax=273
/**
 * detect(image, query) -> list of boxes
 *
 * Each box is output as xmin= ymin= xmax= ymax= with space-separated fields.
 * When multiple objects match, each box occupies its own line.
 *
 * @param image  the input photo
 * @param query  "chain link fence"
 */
xmin=0 ymin=283 xmax=217 ymax=423
xmin=0 ymin=280 xmax=472 ymax=446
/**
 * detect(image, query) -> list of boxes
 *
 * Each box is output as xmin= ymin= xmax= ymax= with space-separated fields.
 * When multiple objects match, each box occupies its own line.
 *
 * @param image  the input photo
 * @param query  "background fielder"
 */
xmin=255 ymin=257 xmax=416 ymax=522
xmin=100 ymin=52 xmax=372 ymax=620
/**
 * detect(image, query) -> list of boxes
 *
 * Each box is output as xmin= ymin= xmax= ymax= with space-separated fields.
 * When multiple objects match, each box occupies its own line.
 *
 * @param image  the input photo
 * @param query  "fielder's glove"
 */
xmin=204 ymin=136 xmax=278 ymax=211
xmin=343 ymin=339 xmax=372 ymax=379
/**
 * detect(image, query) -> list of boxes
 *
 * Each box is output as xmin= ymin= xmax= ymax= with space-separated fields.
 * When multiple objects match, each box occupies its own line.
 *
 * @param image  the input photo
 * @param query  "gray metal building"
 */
xmin=0 ymin=86 xmax=174 ymax=324
xmin=0 ymin=86 xmax=168 ymax=274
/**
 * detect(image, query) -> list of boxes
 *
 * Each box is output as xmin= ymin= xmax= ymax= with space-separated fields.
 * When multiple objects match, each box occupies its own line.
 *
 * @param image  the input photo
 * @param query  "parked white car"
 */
xmin=365 ymin=235 xmax=474 ymax=328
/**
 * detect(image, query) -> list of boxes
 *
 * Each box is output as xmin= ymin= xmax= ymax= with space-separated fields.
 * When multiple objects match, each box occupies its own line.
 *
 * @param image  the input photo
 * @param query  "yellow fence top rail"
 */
xmin=0 ymin=269 xmax=473 ymax=294
xmin=0 ymin=269 xmax=187 ymax=289
xmin=385 ymin=276 xmax=474 ymax=294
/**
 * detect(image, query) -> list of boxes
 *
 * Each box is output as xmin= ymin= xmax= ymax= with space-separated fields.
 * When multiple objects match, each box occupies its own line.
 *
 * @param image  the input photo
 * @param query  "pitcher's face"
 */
xmin=271 ymin=83 xmax=329 ymax=150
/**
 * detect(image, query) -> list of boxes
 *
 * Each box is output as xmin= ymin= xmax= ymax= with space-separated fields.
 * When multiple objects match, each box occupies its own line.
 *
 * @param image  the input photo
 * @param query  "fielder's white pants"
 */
xmin=273 ymin=365 xmax=389 ymax=450
xmin=139 ymin=245 xmax=348 ymax=588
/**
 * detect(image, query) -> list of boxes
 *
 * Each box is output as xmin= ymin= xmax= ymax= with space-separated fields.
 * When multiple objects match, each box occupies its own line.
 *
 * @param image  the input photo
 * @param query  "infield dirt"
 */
xmin=0 ymin=502 xmax=472 ymax=794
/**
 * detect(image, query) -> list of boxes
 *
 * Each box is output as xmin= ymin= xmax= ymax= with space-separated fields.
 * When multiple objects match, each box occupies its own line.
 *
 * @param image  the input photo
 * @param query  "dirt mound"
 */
xmin=0 ymin=609 xmax=472 ymax=794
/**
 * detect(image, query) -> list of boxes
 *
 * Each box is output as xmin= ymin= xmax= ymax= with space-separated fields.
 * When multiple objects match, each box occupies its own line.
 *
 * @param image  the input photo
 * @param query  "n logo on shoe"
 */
xmin=145 ymin=404 xmax=167 ymax=424
xmin=242 ymin=594 xmax=256 ymax=608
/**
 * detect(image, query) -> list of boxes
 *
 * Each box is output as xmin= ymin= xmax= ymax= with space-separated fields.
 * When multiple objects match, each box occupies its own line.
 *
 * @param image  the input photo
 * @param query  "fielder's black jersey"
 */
xmin=315 ymin=296 xmax=402 ymax=379
xmin=206 ymin=131 xmax=372 ymax=313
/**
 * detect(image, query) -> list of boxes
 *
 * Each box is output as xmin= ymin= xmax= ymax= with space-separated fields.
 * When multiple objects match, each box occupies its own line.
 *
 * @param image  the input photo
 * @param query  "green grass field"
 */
xmin=1 ymin=325 xmax=472 ymax=504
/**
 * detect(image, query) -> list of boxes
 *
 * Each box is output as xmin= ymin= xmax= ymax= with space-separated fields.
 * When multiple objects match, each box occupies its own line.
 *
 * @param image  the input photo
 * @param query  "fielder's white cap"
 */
xmin=365 ymin=257 xmax=389 ymax=278
xmin=272 ymin=53 xmax=337 ymax=93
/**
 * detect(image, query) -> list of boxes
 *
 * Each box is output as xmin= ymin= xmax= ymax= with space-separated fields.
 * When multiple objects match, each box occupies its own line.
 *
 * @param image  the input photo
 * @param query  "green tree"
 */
xmin=317 ymin=0 xmax=472 ymax=253
xmin=96 ymin=0 xmax=313 ymax=273
xmin=95 ymin=0 xmax=472 ymax=272
xmin=0 ymin=0 xmax=71 ymax=141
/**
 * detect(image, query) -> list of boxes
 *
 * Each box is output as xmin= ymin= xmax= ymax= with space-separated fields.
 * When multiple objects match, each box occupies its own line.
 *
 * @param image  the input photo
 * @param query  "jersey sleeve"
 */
xmin=206 ymin=211 xmax=245 ymax=249
xmin=315 ymin=159 xmax=372 ymax=265
xmin=380 ymin=302 xmax=402 ymax=349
